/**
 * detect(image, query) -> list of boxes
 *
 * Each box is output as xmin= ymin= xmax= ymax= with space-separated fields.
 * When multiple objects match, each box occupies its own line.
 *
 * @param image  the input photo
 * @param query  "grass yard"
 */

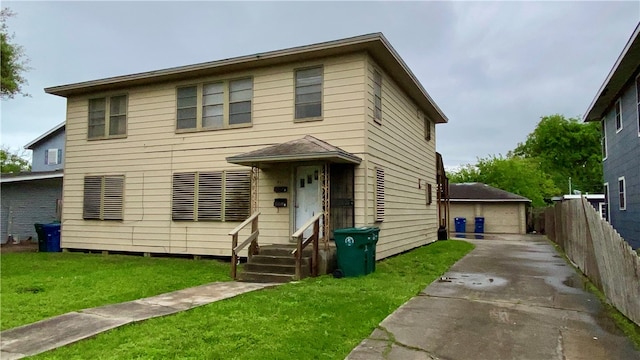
xmin=35 ymin=240 xmax=474 ymax=359
xmin=1 ymin=252 xmax=231 ymax=330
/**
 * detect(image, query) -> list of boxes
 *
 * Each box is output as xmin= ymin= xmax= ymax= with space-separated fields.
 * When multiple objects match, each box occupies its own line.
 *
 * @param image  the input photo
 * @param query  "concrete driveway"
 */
xmin=348 ymin=234 xmax=640 ymax=359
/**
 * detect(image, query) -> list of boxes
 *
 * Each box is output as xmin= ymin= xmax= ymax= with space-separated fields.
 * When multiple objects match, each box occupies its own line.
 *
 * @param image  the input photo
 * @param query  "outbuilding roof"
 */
xmin=0 ymin=170 xmax=64 ymax=183
xmin=44 ymin=33 xmax=448 ymax=124
xmin=449 ymin=183 xmax=531 ymax=203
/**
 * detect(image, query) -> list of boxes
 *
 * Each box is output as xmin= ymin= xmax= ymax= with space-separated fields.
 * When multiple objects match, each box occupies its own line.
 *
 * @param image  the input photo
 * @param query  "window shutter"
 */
xmin=427 ymin=183 xmax=432 ymax=205
xmin=58 ymin=149 xmax=62 ymax=165
xmin=44 ymin=149 xmax=49 ymax=165
xmin=375 ymin=168 xmax=384 ymax=222
xmin=224 ymin=170 xmax=251 ymax=221
xmin=103 ymin=176 xmax=124 ymax=220
xmin=197 ymin=172 xmax=223 ymax=221
xmin=83 ymin=176 xmax=102 ymax=219
xmin=172 ymin=172 xmax=196 ymax=220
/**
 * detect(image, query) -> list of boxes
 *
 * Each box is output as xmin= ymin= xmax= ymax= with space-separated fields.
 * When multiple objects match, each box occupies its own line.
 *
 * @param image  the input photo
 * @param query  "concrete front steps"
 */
xmin=238 ymin=245 xmax=312 ymax=283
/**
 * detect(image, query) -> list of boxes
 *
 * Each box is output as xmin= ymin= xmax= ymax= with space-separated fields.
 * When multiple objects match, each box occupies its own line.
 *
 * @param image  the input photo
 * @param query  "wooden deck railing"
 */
xmin=291 ymin=212 xmax=322 ymax=280
xmin=229 ymin=211 xmax=260 ymax=280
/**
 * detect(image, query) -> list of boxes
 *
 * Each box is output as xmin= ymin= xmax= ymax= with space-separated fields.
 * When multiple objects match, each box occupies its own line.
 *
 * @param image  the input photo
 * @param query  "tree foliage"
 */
xmin=512 ymin=114 xmax=602 ymax=194
xmin=448 ymin=155 xmax=560 ymax=207
xmin=447 ymin=114 xmax=602 ymax=208
xmin=1 ymin=146 xmax=31 ymax=173
xmin=1 ymin=8 xmax=29 ymax=99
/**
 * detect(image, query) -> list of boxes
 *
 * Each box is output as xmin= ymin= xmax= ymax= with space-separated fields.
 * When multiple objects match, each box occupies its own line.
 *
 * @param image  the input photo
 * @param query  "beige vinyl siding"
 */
xmin=61 ymin=53 xmax=368 ymax=255
xmin=362 ymin=56 xmax=438 ymax=259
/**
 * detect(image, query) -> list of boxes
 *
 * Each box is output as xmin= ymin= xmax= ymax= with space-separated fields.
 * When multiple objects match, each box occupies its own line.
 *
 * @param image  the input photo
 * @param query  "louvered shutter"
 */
xmin=172 ymin=172 xmax=196 ymax=220
xmin=197 ymin=172 xmax=223 ymax=221
xmin=83 ymin=176 xmax=102 ymax=219
xmin=375 ymin=168 xmax=384 ymax=222
xmin=224 ymin=170 xmax=251 ymax=221
xmin=103 ymin=176 xmax=124 ymax=220
xmin=427 ymin=183 xmax=432 ymax=205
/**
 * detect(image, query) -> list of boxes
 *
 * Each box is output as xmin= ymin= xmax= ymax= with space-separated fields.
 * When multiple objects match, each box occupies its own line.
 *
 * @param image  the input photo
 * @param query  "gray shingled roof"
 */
xmin=449 ymin=183 xmax=531 ymax=202
xmin=226 ymin=135 xmax=362 ymax=167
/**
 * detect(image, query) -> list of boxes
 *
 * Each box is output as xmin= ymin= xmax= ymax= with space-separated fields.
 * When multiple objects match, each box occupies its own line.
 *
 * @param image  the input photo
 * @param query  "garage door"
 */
xmin=482 ymin=203 xmax=523 ymax=234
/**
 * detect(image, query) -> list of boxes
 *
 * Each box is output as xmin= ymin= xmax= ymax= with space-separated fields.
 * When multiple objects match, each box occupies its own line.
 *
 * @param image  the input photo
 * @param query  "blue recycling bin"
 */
xmin=474 ymin=217 xmax=485 ymax=234
xmin=454 ymin=217 xmax=466 ymax=233
xmin=42 ymin=223 xmax=61 ymax=252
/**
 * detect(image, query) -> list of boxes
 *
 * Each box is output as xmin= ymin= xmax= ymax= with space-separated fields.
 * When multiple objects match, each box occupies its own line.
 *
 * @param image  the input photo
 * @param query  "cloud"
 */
xmin=1 ymin=1 xmax=638 ymax=168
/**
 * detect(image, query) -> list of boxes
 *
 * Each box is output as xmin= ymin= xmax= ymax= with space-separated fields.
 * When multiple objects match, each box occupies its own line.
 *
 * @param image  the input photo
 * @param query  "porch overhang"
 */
xmin=226 ymin=135 xmax=362 ymax=168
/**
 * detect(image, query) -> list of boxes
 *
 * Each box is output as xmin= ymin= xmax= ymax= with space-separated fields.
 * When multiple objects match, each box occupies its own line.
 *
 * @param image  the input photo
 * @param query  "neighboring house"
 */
xmin=551 ymin=194 xmax=606 ymax=220
xmin=583 ymin=23 xmax=640 ymax=249
xmin=449 ymin=183 xmax=531 ymax=234
xmin=44 ymin=33 xmax=449 ymax=262
xmin=0 ymin=122 xmax=65 ymax=243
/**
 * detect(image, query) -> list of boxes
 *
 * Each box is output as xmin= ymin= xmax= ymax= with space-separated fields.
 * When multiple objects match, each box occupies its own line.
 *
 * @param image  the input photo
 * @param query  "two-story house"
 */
xmin=584 ymin=23 xmax=640 ymax=249
xmin=0 ymin=122 xmax=65 ymax=243
xmin=44 ymin=33 xmax=449 ymax=271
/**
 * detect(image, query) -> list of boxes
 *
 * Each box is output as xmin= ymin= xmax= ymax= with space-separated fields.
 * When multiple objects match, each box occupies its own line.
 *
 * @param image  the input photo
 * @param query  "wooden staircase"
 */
xmin=238 ymin=245 xmax=312 ymax=283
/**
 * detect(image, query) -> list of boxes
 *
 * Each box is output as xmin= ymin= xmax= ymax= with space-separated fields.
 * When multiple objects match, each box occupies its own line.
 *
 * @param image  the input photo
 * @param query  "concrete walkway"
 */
xmin=348 ymin=234 xmax=640 ymax=360
xmin=0 ymin=281 xmax=278 ymax=359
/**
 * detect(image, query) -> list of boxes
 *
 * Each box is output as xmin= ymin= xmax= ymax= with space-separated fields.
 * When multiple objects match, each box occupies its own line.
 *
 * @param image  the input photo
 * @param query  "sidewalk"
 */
xmin=0 ymin=281 xmax=278 ymax=360
xmin=348 ymin=234 xmax=640 ymax=359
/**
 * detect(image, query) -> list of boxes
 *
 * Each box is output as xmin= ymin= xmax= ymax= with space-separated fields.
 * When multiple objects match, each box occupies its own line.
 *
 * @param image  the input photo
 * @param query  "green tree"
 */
xmin=1 ymin=146 xmax=30 ymax=173
xmin=512 ymin=114 xmax=602 ymax=194
xmin=1 ymin=8 xmax=29 ymax=99
xmin=448 ymin=155 xmax=560 ymax=207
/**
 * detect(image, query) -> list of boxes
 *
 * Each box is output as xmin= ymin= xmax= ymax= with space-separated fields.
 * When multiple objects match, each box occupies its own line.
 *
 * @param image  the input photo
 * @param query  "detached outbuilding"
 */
xmin=449 ymin=183 xmax=530 ymax=234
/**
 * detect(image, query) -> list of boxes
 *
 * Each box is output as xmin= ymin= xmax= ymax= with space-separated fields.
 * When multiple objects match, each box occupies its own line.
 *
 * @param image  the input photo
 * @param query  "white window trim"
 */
xmin=601 ymin=118 xmax=607 ymax=161
xmin=603 ymin=182 xmax=610 ymax=221
xmin=615 ymin=98 xmax=623 ymax=133
xmin=618 ymin=177 xmax=626 ymax=211
xmin=45 ymin=148 xmax=60 ymax=165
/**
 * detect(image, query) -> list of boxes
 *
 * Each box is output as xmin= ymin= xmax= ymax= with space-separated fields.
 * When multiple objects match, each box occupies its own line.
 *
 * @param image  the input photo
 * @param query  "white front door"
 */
xmin=295 ymin=165 xmax=322 ymax=239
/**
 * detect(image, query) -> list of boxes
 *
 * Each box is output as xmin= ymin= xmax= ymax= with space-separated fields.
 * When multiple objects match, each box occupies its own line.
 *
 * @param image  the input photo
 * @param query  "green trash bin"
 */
xmin=34 ymin=223 xmax=47 ymax=252
xmin=334 ymin=227 xmax=379 ymax=277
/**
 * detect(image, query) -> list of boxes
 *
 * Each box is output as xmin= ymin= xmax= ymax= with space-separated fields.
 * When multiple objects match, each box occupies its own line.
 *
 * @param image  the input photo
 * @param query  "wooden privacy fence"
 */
xmin=544 ymin=198 xmax=640 ymax=326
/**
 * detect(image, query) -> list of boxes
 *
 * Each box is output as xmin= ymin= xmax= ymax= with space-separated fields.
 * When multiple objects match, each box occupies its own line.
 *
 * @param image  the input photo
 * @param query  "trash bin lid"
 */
xmin=334 ymin=226 xmax=379 ymax=234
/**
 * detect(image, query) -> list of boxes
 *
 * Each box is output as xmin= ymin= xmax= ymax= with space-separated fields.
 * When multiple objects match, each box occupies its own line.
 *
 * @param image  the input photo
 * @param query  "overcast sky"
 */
xmin=1 ymin=1 xmax=639 ymax=169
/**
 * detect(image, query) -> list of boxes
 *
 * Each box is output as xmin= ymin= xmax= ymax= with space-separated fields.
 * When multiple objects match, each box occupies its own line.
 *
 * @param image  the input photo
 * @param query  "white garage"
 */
xmin=449 ymin=183 xmax=530 ymax=234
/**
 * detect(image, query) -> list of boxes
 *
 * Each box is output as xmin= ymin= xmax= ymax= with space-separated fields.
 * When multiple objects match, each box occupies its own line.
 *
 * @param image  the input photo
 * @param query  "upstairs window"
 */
xmin=615 ymin=98 xmax=622 ymax=132
xmin=172 ymin=170 xmax=250 ymax=222
xmin=83 ymin=175 xmax=124 ymax=220
xmin=88 ymin=95 xmax=127 ymax=139
xmin=425 ymin=118 xmax=432 ymax=141
xmin=373 ymin=71 xmax=382 ymax=123
xmin=295 ymin=67 xmax=322 ymax=119
xmin=618 ymin=177 xmax=626 ymax=210
xmin=177 ymin=78 xmax=253 ymax=131
xmin=45 ymin=148 xmax=62 ymax=165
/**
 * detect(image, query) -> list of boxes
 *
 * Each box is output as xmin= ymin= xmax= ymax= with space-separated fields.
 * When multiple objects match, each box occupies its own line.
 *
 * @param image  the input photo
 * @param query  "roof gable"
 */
xmin=24 ymin=122 xmax=66 ymax=150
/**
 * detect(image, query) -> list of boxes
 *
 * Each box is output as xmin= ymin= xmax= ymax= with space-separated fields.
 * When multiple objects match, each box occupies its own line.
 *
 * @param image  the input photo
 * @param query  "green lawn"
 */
xmin=34 ymin=240 xmax=474 ymax=359
xmin=1 ymin=252 xmax=231 ymax=330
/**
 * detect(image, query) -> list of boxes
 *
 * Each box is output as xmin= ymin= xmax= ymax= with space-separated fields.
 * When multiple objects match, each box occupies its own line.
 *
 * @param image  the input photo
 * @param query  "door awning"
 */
xmin=226 ymin=135 xmax=362 ymax=168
